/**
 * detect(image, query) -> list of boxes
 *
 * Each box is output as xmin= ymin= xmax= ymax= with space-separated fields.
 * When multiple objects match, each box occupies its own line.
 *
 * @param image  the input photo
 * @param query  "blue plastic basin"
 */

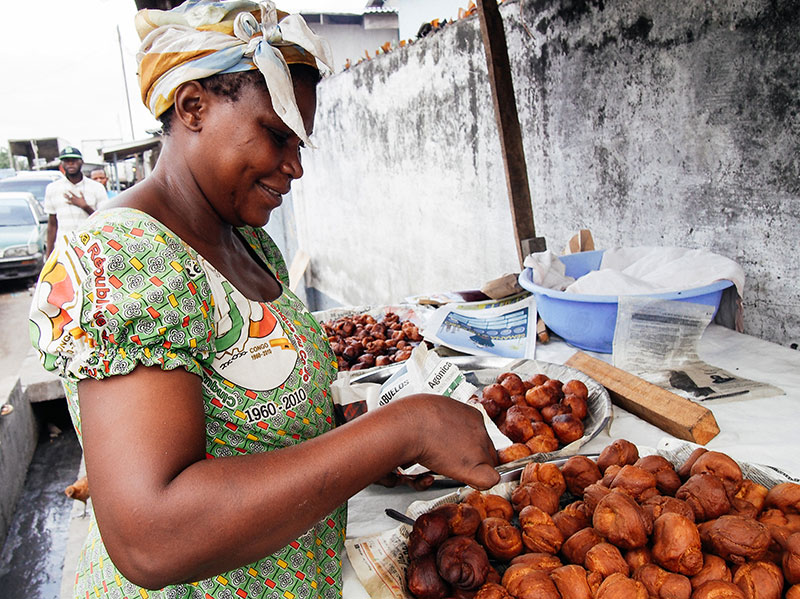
xmin=518 ymin=250 xmax=734 ymax=353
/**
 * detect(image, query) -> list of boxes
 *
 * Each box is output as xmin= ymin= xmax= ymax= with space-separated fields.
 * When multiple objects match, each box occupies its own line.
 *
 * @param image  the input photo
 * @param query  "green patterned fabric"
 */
xmin=30 ymin=207 xmax=345 ymax=599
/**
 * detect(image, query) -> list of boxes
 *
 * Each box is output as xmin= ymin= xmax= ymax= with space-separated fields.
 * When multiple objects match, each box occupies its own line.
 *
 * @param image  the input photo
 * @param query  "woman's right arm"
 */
xmin=78 ymin=364 xmax=498 ymax=589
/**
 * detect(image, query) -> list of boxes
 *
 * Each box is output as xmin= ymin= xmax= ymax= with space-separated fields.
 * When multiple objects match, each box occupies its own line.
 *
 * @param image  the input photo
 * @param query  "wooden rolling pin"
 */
xmin=566 ymin=351 xmax=720 ymax=445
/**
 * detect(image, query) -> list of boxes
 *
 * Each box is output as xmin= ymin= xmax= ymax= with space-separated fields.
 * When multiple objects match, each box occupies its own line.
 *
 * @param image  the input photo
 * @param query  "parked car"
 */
xmin=0 ymin=192 xmax=48 ymax=281
xmin=0 ymin=170 xmax=62 ymax=207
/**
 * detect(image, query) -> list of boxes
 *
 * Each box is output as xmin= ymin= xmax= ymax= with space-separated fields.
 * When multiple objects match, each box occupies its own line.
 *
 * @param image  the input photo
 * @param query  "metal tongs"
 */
xmin=496 ymin=452 xmax=600 ymax=483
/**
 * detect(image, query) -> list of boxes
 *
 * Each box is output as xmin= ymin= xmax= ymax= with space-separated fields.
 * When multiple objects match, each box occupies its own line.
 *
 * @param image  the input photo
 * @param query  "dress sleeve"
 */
xmin=29 ymin=217 xmax=216 ymax=380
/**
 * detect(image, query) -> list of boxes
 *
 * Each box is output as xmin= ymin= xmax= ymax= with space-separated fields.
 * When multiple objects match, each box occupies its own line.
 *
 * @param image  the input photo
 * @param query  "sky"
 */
xmin=0 ymin=0 xmax=466 ymax=164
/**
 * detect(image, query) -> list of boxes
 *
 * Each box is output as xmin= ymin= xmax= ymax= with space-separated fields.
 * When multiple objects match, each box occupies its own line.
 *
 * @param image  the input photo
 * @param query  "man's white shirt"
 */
xmin=43 ymin=176 xmax=108 ymax=234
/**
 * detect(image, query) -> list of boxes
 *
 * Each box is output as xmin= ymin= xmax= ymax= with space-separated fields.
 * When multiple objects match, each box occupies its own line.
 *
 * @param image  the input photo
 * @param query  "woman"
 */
xmin=29 ymin=2 xmax=499 ymax=598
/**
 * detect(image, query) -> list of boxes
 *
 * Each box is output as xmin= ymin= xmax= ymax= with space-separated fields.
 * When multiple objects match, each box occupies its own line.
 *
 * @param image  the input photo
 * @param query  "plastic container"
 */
xmin=518 ymin=250 xmax=734 ymax=353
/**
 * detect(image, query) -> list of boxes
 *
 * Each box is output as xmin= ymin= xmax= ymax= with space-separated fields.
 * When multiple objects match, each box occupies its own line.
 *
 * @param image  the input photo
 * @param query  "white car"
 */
xmin=0 ymin=170 xmax=62 ymax=207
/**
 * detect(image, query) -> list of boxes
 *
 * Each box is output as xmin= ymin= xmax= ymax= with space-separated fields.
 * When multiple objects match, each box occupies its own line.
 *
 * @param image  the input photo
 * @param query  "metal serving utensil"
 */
xmin=496 ymin=453 xmax=600 ymax=483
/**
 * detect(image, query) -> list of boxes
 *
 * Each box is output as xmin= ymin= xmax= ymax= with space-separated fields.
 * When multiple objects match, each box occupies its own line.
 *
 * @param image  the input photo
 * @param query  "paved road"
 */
xmin=0 ymin=278 xmax=36 ymax=379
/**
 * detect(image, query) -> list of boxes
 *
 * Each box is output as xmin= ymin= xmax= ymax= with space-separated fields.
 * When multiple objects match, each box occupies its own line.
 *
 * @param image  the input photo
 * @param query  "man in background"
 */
xmin=44 ymin=147 xmax=107 ymax=256
xmin=91 ymin=167 xmax=119 ymax=200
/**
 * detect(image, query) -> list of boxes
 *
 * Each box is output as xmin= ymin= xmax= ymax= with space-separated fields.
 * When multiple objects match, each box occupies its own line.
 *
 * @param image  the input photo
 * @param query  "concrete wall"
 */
xmin=0 ymin=378 xmax=37 ymax=548
xmin=293 ymin=0 xmax=800 ymax=348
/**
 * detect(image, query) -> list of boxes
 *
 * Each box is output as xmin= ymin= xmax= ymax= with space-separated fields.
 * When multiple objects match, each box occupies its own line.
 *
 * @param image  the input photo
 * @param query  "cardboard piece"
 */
xmin=565 ymin=350 xmax=720 ymax=445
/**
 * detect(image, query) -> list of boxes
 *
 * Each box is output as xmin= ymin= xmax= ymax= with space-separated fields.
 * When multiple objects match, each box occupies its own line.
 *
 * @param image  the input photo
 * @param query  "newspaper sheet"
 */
xmin=613 ymin=297 xmax=782 ymax=403
xmin=421 ymin=293 xmax=537 ymax=359
xmin=345 ymin=440 xmax=797 ymax=599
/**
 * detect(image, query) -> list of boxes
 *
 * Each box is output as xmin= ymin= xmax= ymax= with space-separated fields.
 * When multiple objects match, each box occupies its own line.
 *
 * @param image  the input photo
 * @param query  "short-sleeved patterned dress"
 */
xmin=29 ymin=207 xmax=346 ymax=599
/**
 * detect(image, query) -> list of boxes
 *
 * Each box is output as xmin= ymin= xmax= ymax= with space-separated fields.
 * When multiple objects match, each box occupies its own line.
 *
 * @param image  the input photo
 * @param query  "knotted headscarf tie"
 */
xmin=136 ymin=0 xmax=334 ymax=147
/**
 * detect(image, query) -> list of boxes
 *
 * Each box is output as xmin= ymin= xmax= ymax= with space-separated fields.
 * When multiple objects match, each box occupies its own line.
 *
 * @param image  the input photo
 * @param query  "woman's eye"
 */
xmin=268 ymin=128 xmax=289 ymax=146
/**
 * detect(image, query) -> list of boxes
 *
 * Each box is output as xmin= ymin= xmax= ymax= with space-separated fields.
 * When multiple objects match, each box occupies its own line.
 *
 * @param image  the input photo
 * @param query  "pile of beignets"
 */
xmin=404 ymin=439 xmax=800 ymax=599
xmin=322 ymin=311 xmax=423 ymax=371
xmin=472 ymin=372 xmax=590 ymax=462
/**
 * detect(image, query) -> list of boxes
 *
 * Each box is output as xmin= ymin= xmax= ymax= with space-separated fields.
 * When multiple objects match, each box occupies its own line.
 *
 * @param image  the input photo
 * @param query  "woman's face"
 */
xmin=196 ymin=76 xmax=317 ymax=228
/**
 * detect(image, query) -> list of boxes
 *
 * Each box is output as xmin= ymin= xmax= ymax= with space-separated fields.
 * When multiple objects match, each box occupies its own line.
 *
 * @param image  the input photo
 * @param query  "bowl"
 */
xmin=518 ymin=250 xmax=734 ymax=353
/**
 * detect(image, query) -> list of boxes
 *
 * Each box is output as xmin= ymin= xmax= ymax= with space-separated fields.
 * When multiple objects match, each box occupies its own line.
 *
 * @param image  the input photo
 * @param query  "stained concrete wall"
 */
xmin=293 ymin=0 xmax=800 ymax=348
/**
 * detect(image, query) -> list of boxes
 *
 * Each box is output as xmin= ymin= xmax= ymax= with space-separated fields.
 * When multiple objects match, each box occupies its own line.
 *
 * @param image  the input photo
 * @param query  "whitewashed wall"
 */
xmin=290 ymin=0 xmax=800 ymax=348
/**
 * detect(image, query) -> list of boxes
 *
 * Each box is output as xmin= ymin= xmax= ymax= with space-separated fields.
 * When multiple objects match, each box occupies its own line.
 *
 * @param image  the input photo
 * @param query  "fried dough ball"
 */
xmin=677 ymin=447 xmax=708 ymax=481
xmin=550 ymin=564 xmax=593 ymax=599
xmin=520 ymin=462 xmax=567 ymax=496
xmin=528 ymin=373 xmax=550 ymax=387
xmin=543 ymin=378 xmax=565 ymax=400
xmin=788 ymin=585 xmax=800 ymax=599
xmin=511 ymin=482 xmax=560 ymax=515
xmin=584 ymin=541 xmax=629 ymax=578
xmin=561 ymin=394 xmax=588 ymax=420
xmin=407 ymin=553 xmax=450 ymax=598
xmin=477 ymin=396 xmax=502 ymax=421
xmin=432 ymin=503 xmax=482 ymax=537
xmin=525 ymin=434 xmax=560 ymax=454
xmin=582 ymin=482 xmax=612 ymax=514
xmin=634 ymin=563 xmax=692 ymax=599
xmin=561 ymin=527 xmax=604 ymax=565
xmin=524 ymin=384 xmax=560 ymax=410
xmin=518 ymin=505 xmax=564 ymax=554
xmin=541 ymin=403 xmax=570 ymax=424
xmin=635 ymin=454 xmax=683 ymax=496
xmin=597 ymin=439 xmax=640 ymax=473
xmin=729 ymin=480 xmax=768 ymax=518
xmin=691 ymin=580 xmax=745 ymax=599
xmin=497 ymin=443 xmax=531 ymax=464
xmin=497 ymin=372 xmax=526 ymax=396
xmin=691 ymin=554 xmax=732 ymax=589
xmin=592 ymin=490 xmax=653 ymax=549
xmin=609 ymin=465 xmax=658 ymax=501
xmin=783 ymin=532 xmax=800 ymax=585
xmin=409 ymin=511 xmax=451 ymax=559
xmin=436 ymin=536 xmax=490 ymax=590
xmin=731 ymin=560 xmax=783 ymax=599
xmin=499 ymin=408 xmax=535 ymax=443
xmin=699 ymin=515 xmax=770 ymax=564
xmin=690 ymin=452 xmax=743 ymax=495
xmin=552 ymin=501 xmax=591 ymax=539
xmin=651 ymin=512 xmax=704 ymax=576
xmin=551 ymin=413 xmax=585 ymax=444
xmin=561 ymin=455 xmax=602 ymax=496
xmin=502 ymin=568 xmax=560 ymax=599
xmin=562 ymin=379 xmax=589 ymax=401
xmin=764 ymin=482 xmax=800 ymax=514
xmin=474 ymin=582 xmax=512 ymax=599
xmin=594 ymin=572 xmax=648 ymax=599
xmin=509 ymin=552 xmax=562 ymax=572
xmin=602 ymin=464 xmax=623 ymax=487
xmin=621 ymin=546 xmax=650 ymax=570
xmin=476 ymin=517 xmax=523 ymax=561
xmin=462 ymin=491 xmax=514 ymax=522
xmin=642 ymin=495 xmax=696 ymax=523
xmin=482 ymin=383 xmax=513 ymax=410
xmin=677 ymin=473 xmax=731 ymax=522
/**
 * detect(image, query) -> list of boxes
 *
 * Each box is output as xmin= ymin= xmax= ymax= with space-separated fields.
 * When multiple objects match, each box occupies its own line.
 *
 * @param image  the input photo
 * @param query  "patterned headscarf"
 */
xmin=136 ymin=0 xmax=334 ymax=146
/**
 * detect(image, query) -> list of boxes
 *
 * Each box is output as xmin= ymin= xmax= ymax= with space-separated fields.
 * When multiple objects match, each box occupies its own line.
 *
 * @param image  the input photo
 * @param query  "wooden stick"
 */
xmin=566 ymin=351 xmax=720 ymax=445
xmin=475 ymin=0 xmax=545 ymax=266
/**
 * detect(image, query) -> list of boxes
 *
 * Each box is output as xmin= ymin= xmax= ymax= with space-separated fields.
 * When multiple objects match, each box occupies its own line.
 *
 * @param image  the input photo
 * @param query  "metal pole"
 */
xmin=117 ymin=25 xmax=136 ymax=140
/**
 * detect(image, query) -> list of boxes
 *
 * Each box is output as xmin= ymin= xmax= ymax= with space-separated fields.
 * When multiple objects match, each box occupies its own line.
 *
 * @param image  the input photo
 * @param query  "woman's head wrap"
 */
xmin=136 ymin=0 xmax=333 ymax=146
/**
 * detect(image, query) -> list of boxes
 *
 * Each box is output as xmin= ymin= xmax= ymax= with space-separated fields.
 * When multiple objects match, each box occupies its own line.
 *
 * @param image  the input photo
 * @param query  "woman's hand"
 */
xmin=393 ymin=394 xmax=500 ymax=490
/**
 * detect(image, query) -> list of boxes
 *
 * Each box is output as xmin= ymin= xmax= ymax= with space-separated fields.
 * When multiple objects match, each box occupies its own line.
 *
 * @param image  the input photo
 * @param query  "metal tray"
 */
xmin=349 ymin=355 xmax=612 ymax=485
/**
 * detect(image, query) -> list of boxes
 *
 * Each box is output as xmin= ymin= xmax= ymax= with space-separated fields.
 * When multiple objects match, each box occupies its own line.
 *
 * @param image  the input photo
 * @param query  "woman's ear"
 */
xmin=173 ymin=81 xmax=207 ymax=132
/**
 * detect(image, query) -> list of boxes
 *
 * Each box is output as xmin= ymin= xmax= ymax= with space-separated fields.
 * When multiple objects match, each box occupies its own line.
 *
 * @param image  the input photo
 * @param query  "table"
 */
xmin=342 ymin=324 xmax=800 ymax=596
